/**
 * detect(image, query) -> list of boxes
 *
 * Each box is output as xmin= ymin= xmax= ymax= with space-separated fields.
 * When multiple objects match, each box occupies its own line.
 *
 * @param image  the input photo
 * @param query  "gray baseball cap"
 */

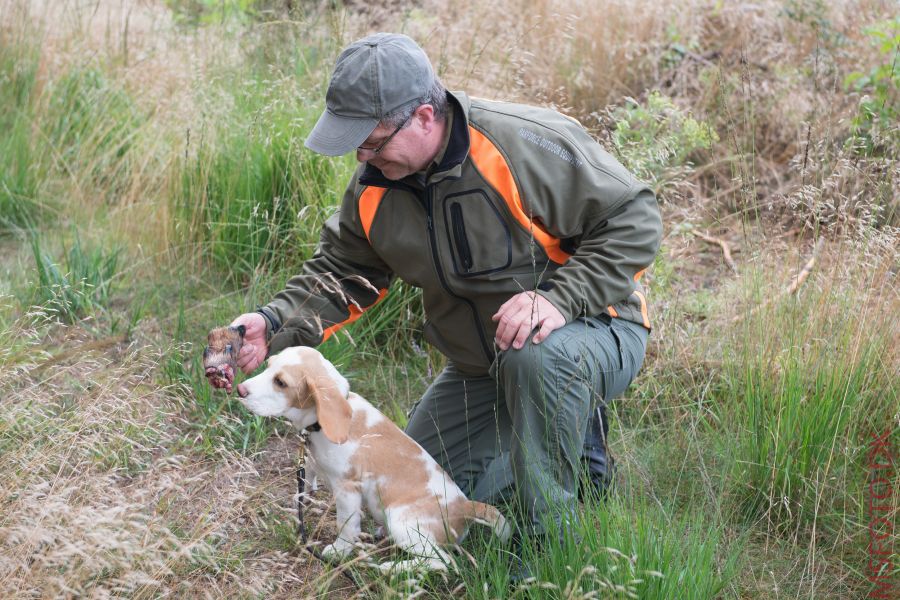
xmin=305 ymin=33 xmax=435 ymax=156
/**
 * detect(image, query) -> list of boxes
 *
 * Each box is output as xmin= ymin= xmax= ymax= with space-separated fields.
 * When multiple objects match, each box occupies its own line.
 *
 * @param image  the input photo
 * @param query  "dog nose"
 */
xmin=237 ymin=383 xmax=248 ymax=398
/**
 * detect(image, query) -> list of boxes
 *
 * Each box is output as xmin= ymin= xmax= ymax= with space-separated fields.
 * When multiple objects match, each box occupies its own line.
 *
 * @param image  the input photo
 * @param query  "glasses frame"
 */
xmin=357 ymin=113 xmax=412 ymax=155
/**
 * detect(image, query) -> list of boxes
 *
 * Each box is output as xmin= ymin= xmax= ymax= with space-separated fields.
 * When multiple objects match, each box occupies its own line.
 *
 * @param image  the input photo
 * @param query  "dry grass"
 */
xmin=0 ymin=314 xmax=357 ymax=598
xmin=9 ymin=0 xmax=893 ymax=255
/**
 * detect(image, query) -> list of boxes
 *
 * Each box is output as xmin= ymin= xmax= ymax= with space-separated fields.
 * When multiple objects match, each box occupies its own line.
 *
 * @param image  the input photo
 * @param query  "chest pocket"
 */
xmin=442 ymin=190 xmax=512 ymax=277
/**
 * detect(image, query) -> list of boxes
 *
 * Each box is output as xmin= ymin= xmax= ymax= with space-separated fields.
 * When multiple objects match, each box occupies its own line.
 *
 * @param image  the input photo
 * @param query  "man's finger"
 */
xmin=492 ymin=292 xmax=532 ymax=322
xmin=496 ymin=307 xmax=532 ymax=349
xmin=511 ymin=319 xmax=534 ymax=349
xmin=532 ymin=319 xmax=557 ymax=345
xmin=494 ymin=318 xmax=512 ymax=350
xmin=236 ymin=344 xmax=256 ymax=369
xmin=493 ymin=306 xmax=521 ymax=348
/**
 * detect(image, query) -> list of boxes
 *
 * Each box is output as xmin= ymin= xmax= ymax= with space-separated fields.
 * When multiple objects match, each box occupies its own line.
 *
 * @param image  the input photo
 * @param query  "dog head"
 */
xmin=237 ymin=346 xmax=352 ymax=443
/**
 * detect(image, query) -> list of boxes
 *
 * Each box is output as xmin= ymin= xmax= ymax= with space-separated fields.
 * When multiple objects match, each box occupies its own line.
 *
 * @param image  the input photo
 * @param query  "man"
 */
xmin=225 ymin=33 xmax=662 ymax=540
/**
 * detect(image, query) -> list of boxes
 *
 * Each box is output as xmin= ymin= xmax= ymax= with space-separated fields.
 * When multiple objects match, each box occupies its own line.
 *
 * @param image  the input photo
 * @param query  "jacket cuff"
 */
xmin=255 ymin=306 xmax=281 ymax=344
xmin=534 ymin=283 xmax=579 ymax=323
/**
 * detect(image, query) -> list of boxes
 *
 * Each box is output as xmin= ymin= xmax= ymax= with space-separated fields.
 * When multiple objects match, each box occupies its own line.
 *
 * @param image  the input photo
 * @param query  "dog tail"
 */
xmin=465 ymin=501 xmax=512 ymax=543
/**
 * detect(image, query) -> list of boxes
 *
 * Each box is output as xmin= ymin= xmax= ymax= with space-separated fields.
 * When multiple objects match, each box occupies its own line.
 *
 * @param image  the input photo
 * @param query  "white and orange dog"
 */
xmin=236 ymin=346 xmax=510 ymax=572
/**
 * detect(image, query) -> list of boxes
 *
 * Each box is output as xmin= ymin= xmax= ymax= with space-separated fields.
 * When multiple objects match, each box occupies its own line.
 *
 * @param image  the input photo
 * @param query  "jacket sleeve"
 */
xmin=507 ymin=115 xmax=663 ymax=322
xmin=534 ymin=186 xmax=662 ymax=321
xmin=261 ymin=178 xmax=394 ymax=354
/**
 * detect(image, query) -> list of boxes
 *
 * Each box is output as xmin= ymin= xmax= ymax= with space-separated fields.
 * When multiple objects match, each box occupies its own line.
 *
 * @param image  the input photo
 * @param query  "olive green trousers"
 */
xmin=405 ymin=315 xmax=649 ymax=533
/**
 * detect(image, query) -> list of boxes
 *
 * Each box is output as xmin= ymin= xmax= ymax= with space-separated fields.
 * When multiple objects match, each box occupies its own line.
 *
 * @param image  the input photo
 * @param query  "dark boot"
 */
xmin=580 ymin=405 xmax=616 ymax=501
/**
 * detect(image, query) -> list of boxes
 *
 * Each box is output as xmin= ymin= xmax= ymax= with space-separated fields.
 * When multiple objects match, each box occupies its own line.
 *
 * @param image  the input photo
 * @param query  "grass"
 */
xmin=723 ymin=314 xmax=894 ymax=533
xmin=496 ymin=497 xmax=739 ymax=599
xmin=0 ymin=26 xmax=43 ymax=232
xmin=171 ymin=71 xmax=353 ymax=280
xmin=161 ymin=338 xmax=277 ymax=454
xmin=29 ymin=231 xmax=121 ymax=323
xmin=0 ymin=0 xmax=897 ymax=597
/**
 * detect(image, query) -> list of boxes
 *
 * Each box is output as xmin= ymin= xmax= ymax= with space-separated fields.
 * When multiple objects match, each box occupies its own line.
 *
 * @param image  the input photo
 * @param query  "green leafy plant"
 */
xmin=845 ymin=18 xmax=899 ymax=155
xmin=165 ymin=0 xmax=271 ymax=25
xmin=608 ymin=91 xmax=719 ymax=195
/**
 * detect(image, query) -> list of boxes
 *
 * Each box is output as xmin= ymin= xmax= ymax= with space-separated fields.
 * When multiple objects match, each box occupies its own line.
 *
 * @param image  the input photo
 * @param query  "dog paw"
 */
xmin=321 ymin=542 xmax=353 ymax=561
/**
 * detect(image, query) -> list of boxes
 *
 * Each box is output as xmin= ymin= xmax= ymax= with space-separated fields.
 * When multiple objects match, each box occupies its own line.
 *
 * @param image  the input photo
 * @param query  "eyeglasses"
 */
xmin=357 ymin=114 xmax=411 ymax=155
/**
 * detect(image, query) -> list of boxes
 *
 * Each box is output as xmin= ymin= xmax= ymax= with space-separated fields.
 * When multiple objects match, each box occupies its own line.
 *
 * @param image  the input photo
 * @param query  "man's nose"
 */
xmin=237 ymin=383 xmax=248 ymax=398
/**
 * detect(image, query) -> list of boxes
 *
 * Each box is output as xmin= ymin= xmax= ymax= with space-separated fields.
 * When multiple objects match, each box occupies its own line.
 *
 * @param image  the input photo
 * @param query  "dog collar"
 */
xmin=305 ymin=423 xmax=321 ymax=433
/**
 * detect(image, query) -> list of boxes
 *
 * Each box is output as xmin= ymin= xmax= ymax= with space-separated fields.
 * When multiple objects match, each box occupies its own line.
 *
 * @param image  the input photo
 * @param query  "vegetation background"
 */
xmin=0 ymin=0 xmax=897 ymax=597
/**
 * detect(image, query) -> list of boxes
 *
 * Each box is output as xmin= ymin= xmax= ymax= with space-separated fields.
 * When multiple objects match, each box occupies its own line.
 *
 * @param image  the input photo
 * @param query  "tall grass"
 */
xmin=172 ymin=73 xmax=354 ymax=280
xmin=44 ymin=67 xmax=146 ymax=198
xmin=351 ymin=494 xmax=739 ymax=599
xmin=724 ymin=323 xmax=893 ymax=533
xmin=717 ymin=239 xmax=898 ymax=543
xmin=0 ymin=26 xmax=43 ymax=232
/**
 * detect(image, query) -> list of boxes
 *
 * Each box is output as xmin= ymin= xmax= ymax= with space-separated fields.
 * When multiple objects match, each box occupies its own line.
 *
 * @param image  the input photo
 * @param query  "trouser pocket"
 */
xmin=585 ymin=314 xmax=624 ymax=372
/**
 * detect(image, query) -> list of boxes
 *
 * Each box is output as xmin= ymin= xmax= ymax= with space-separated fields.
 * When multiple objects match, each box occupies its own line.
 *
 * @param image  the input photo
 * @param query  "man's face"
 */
xmin=355 ymin=109 xmax=433 ymax=180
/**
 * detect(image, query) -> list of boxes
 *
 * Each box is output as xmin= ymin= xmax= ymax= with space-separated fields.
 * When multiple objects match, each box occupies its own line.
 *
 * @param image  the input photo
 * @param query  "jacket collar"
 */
xmin=358 ymin=91 xmax=471 ymax=189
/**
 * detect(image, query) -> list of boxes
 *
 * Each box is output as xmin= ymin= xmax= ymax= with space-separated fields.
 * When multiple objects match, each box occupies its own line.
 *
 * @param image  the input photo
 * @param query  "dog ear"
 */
xmin=308 ymin=374 xmax=352 ymax=444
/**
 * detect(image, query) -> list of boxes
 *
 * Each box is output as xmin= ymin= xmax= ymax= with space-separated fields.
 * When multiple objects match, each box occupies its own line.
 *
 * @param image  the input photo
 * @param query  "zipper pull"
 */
xmin=426 ymin=214 xmax=433 ymax=231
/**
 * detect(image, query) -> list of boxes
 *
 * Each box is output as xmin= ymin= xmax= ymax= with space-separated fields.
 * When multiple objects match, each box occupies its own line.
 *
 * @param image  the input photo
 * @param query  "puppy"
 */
xmin=236 ymin=346 xmax=511 ymax=572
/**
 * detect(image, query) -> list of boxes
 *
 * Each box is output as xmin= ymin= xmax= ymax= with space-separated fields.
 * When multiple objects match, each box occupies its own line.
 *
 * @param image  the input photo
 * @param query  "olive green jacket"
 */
xmin=260 ymin=91 xmax=662 ymax=374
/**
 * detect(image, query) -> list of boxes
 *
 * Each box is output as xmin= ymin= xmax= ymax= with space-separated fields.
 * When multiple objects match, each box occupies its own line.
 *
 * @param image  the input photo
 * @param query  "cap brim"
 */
xmin=304 ymin=109 xmax=378 ymax=156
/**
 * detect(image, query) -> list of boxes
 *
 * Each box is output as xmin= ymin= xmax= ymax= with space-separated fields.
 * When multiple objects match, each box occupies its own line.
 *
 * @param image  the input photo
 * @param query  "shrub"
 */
xmin=607 ymin=91 xmax=718 ymax=197
xmin=845 ymin=18 xmax=900 ymax=156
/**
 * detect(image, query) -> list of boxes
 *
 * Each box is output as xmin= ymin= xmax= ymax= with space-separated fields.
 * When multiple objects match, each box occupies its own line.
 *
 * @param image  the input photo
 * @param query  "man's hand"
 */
xmin=492 ymin=291 xmax=566 ymax=351
xmin=231 ymin=312 xmax=268 ymax=374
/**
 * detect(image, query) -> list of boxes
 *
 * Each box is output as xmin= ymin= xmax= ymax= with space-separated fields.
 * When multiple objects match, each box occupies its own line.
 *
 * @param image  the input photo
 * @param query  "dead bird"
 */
xmin=203 ymin=325 xmax=245 ymax=393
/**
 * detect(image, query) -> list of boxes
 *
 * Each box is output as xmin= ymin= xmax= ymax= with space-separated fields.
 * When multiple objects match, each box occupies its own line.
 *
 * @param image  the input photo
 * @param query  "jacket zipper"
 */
xmin=449 ymin=202 xmax=474 ymax=271
xmin=423 ymin=187 xmax=494 ymax=365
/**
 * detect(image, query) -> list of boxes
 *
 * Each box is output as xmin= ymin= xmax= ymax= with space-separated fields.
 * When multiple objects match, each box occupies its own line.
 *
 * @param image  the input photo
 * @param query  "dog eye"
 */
xmin=274 ymin=376 xmax=286 ymax=388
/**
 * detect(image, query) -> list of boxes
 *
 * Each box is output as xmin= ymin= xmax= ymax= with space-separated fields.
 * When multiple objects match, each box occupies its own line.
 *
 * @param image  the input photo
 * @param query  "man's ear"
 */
xmin=307 ymin=375 xmax=352 ymax=444
xmin=414 ymin=103 xmax=436 ymax=133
